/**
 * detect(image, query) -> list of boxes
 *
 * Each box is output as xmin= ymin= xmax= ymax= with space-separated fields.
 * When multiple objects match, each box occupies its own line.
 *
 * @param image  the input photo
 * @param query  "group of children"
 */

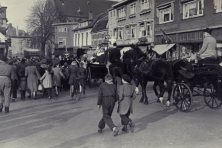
xmin=97 ymin=74 xmax=136 ymax=136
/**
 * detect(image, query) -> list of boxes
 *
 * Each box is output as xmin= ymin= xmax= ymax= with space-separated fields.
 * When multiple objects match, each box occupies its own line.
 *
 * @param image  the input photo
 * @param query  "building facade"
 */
xmin=73 ymin=20 xmax=93 ymax=48
xmin=0 ymin=5 xmax=7 ymax=59
xmin=154 ymin=0 xmax=222 ymax=58
xmin=108 ymin=0 xmax=155 ymax=47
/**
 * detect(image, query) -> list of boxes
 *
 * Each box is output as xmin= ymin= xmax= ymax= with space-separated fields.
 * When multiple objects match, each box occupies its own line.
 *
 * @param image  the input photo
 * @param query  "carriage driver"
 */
xmin=196 ymin=28 xmax=217 ymax=64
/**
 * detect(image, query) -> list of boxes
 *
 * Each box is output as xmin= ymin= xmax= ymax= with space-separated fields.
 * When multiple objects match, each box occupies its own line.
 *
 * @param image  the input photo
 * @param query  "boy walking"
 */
xmin=97 ymin=74 xmax=119 ymax=136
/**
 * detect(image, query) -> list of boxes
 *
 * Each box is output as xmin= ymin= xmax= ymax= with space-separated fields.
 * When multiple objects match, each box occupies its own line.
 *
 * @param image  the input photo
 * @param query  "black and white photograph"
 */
xmin=0 ymin=0 xmax=222 ymax=147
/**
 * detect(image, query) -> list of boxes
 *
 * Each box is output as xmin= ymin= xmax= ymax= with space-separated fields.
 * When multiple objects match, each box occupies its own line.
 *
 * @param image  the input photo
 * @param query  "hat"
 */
xmin=203 ymin=28 xmax=212 ymax=34
xmin=122 ymin=74 xmax=131 ymax=83
xmin=105 ymin=74 xmax=113 ymax=81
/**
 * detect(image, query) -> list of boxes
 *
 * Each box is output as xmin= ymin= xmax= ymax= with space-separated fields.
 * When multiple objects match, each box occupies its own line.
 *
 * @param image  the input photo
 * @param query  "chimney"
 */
xmin=89 ymin=11 xmax=93 ymax=20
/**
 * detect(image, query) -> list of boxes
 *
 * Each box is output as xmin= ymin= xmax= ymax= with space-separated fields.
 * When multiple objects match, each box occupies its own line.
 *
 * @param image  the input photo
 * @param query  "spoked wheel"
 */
xmin=204 ymin=82 xmax=222 ymax=109
xmin=172 ymin=83 xmax=192 ymax=112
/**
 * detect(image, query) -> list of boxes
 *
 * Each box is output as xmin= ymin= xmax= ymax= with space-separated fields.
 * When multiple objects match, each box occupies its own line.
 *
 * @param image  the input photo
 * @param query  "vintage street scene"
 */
xmin=0 ymin=0 xmax=222 ymax=148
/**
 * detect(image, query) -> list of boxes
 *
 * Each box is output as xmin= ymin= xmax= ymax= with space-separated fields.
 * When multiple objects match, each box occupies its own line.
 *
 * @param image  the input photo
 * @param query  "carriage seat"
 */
xmin=178 ymin=68 xmax=195 ymax=79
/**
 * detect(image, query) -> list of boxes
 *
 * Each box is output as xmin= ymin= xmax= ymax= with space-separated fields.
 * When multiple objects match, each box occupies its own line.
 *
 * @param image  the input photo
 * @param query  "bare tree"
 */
xmin=27 ymin=0 xmax=58 ymax=58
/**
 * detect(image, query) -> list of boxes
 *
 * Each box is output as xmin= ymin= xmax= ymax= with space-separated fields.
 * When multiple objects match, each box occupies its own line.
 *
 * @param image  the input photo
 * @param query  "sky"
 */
xmin=0 ymin=0 xmax=121 ymax=31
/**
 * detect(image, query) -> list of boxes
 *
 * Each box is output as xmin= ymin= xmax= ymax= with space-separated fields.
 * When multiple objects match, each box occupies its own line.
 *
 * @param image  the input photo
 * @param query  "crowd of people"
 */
xmin=0 ymin=56 xmax=87 ymax=113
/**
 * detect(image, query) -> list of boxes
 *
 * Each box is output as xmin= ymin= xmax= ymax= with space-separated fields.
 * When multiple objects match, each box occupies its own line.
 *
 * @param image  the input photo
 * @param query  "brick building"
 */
xmin=108 ymin=0 xmax=155 ymax=48
xmin=154 ymin=0 xmax=222 ymax=59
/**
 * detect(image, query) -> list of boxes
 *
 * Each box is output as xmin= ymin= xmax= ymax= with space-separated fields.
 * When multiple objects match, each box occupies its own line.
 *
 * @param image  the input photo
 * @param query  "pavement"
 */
xmin=0 ymin=86 xmax=222 ymax=148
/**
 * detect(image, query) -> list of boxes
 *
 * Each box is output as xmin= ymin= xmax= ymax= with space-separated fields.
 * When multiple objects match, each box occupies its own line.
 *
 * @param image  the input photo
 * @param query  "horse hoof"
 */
xmin=139 ymin=100 xmax=143 ymax=103
xmin=144 ymin=101 xmax=149 ymax=105
xmin=157 ymin=99 xmax=161 ymax=103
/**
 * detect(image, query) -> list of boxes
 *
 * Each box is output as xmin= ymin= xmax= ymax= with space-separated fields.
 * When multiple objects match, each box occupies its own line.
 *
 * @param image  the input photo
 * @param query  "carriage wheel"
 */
xmin=204 ymin=82 xmax=222 ymax=109
xmin=172 ymin=83 xmax=192 ymax=112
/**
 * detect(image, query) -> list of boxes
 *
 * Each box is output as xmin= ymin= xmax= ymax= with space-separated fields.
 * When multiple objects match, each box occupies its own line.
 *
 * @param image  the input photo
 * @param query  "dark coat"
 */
xmin=68 ymin=65 xmax=79 ymax=85
xmin=118 ymin=83 xmax=136 ymax=115
xmin=97 ymin=82 xmax=118 ymax=107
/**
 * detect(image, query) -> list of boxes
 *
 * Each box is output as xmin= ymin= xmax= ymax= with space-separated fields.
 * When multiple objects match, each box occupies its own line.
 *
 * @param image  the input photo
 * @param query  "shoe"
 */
xmin=129 ymin=121 xmax=135 ymax=132
xmin=159 ymin=97 xmax=164 ymax=103
xmin=166 ymin=100 xmax=171 ymax=107
xmin=113 ymin=127 xmax=119 ymax=136
xmin=5 ymin=107 xmax=9 ymax=113
xmin=98 ymin=129 xmax=103 ymax=133
xmin=122 ymin=125 xmax=128 ymax=133
xmin=12 ymin=98 xmax=16 ymax=102
xmin=0 ymin=105 xmax=3 ymax=112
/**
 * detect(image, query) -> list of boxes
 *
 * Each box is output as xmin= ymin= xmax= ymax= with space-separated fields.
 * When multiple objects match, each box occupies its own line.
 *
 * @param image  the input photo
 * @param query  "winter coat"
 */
xmin=40 ymin=70 xmax=53 ymax=89
xmin=97 ymin=82 xmax=118 ymax=107
xmin=25 ymin=66 xmax=40 ymax=92
xmin=52 ymin=67 xmax=64 ymax=87
xmin=118 ymin=83 xmax=136 ymax=115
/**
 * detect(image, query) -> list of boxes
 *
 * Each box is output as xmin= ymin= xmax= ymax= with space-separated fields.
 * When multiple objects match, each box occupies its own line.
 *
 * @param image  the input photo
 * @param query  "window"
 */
xmin=117 ymin=28 xmax=123 ymax=40
xmin=158 ymin=5 xmax=174 ymax=24
xmin=130 ymin=3 xmax=136 ymax=15
xmin=58 ymin=26 xmax=67 ymax=32
xmin=118 ymin=7 xmax=126 ymax=18
xmin=130 ymin=26 xmax=136 ymax=38
xmin=141 ymin=0 xmax=150 ymax=11
xmin=58 ymin=37 xmax=66 ymax=47
xmin=86 ymin=32 xmax=88 ymax=46
xmin=182 ymin=0 xmax=204 ymax=19
xmin=214 ymin=0 xmax=222 ymax=12
xmin=139 ymin=22 xmax=152 ymax=37
xmin=82 ymin=33 xmax=84 ymax=46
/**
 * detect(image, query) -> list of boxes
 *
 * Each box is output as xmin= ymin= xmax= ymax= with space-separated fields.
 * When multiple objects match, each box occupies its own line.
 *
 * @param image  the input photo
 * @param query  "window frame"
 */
xmin=214 ymin=0 xmax=222 ymax=13
xmin=141 ymin=0 xmax=150 ymax=11
xmin=159 ymin=6 xmax=174 ymax=24
xmin=130 ymin=3 xmax=136 ymax=15
xmin=182 ymin=0 xmax=204 ymax=19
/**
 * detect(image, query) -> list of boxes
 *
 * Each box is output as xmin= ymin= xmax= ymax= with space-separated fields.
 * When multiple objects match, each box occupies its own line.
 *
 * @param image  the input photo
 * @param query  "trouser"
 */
xmin=11 ymin=80 xmax=18 ymax=99
xmin=98 ymin=103 xmax=116 ymax=130
xmin=0 ymin=77 xmax=12 ymax=107
xmin=45 ymin=88 xmax=52 ymax=98
xmin=20 ymin=90 xmax=26 ymax=100
xmin=120 ymin=110 xmax=132 ymax=125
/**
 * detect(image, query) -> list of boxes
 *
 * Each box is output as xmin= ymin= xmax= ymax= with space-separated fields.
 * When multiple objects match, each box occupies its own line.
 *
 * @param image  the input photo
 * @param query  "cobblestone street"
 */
xmin=0 ymin=87 xmax=222 ymax=148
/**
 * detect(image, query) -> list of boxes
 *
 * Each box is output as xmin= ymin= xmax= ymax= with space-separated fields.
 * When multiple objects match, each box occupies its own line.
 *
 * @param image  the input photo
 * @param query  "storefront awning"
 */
xmin=0 ymin=32 xmax=6 ymax=43
xmin=152 ymin=44 xmax=175 ymax=55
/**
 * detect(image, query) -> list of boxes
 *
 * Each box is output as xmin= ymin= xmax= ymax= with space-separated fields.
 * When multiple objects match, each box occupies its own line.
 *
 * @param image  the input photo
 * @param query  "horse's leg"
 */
xmin=166 ymin=80 xmax=173 ymax=106
xmin=153 ymin=81 xmax=160 ymax=102
xmin=158 ymin=81 xmax=165 ymax=103
xmin=139 ymin=81 xmax=146 ymax=103
xmin=143 ymin=81 xmax=149 ymax=105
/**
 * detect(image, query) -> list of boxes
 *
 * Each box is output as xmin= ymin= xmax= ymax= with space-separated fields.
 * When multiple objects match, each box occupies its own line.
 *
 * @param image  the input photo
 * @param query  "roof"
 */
xmin=91 ymin=14 xmax=108 ymax=33
xmin=54 ymin=0 xmax=117 ymax=19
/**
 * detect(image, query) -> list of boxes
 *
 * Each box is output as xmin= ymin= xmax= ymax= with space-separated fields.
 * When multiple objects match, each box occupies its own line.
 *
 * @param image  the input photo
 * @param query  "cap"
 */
xmin=203 ymin=28 xmax=212 ymax=34
xmin=122 ymin=74 xmax=131 ymax=83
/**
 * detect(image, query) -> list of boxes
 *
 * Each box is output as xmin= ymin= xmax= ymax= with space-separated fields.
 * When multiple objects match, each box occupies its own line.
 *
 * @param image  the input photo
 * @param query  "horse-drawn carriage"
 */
xmin=171 ymin=59 xmax=222 ymax=112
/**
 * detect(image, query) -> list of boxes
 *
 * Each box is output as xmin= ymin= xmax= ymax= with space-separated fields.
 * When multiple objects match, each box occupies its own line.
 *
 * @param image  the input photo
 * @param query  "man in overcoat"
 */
xmin=197 ymin=28 xmax=217 ymax=64
xmin=0 ymin=58 xmax=15 ymax=113
xmin=97 ymin=74 xmax=119 ymax=136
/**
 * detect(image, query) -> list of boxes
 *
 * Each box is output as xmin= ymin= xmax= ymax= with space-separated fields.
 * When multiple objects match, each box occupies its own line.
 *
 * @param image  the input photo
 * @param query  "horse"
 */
xmin=122 ymin=44 xmax=174 ymax=105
